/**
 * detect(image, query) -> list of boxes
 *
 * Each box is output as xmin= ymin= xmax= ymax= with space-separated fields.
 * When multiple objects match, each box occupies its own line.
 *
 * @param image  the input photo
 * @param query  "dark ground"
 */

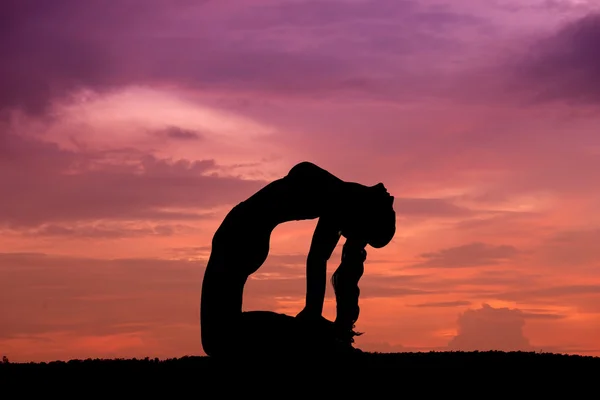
xmin=1 ymin=351 xmax=598 ymax=394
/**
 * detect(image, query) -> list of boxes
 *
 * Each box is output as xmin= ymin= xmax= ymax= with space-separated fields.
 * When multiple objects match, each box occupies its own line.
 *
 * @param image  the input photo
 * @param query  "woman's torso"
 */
xmin=207 ymin=169 xmax=341 ymax=276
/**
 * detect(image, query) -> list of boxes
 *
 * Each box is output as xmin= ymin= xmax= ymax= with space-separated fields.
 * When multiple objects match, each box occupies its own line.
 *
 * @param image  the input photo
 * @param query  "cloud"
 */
xmin=452 ymin=211 xmax=544 ymax=237
xmin=0 ymin=0 xmax=493 ymax=115
xmin=409 ymin=300 xmax=472 ymax=308
xmin=0 ymin=249 xmax=435 ymax=362
xmin=513 ymin=13 xmax=600 ymax=104
xmin=246 ymin=269 xmax=435 ymax=302
xmin=412 ymin=242 xmax=521 ymax=268
xmin=0 ymin=251 xmax=440 ymax=341
xmin=168 ymin=246 xmax=213 ymax=258
xmin=0 ymin=132 xmax=265 ymax=228
xmin=15 ymin=222 xmax=200 ymax=239
xmin=447 ymin=303 xmax=533 ymax=351
xmin=0 ymin=251 xmax=424 ymax=337
xmin=454 ymin=270 xmax=541 ymax=288
xmin=520 ymin=311 xmax=567 ymax=320
xmin=496 ymin=285 xmax=600 ymax=302
xmin=159 ymin=126 xmax=203 ymax=141
xmin=0 ymin=252 xmax=204 ymax=341
xmin=0 ymin=0 xmax=211 ymax=115
xmin=394 ymin=197 xmax=474 ymax=218
xmin=492 ymin=0 xmax=599 ymax=14
xmin=356 ymin=273 xmax=438 ymax=299
xmin=534 ymin=228 xmax=600 ymax=268
xmin=375 ymin=270 xmax=543 ymax=300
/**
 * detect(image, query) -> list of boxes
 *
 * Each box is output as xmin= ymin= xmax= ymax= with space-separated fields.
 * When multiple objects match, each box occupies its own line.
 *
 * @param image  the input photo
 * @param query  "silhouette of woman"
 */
xmin=200 ymin=161 xmax=396 ymax=357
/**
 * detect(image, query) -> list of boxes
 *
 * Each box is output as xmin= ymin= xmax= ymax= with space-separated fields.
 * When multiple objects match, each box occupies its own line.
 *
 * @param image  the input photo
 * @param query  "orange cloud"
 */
xmin=448 ymin=304 xmax=533 ymax=352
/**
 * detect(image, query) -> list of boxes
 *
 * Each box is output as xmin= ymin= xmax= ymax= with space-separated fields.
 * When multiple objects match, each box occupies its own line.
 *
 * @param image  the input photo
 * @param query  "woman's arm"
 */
xmin=299 ymin=217 xmax=341 ymax=318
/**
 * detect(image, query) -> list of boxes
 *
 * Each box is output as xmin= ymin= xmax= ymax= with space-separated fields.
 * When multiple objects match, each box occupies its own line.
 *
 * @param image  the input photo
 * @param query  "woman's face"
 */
xmin=341 ymin=185 xmax=396 ymax=248
xmin=366 ymin=202 xmax=396 ymax=248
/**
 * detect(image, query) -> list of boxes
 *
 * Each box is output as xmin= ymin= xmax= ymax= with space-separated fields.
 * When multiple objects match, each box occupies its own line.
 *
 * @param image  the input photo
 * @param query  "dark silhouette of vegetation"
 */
xmin=2 ymin=351 xmax=598 ymax=376
xmin=1 ymin=351 xmax=598 ymax=395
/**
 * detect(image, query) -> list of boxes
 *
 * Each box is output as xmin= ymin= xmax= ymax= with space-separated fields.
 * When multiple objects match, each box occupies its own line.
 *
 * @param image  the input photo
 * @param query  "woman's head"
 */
xmin=341 ymin=182 xmax=396 ymax=249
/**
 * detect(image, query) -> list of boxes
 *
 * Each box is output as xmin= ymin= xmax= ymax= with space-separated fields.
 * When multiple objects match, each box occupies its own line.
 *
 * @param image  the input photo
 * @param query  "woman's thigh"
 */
xmin=200 ymin=265 xmax=248 ymax=356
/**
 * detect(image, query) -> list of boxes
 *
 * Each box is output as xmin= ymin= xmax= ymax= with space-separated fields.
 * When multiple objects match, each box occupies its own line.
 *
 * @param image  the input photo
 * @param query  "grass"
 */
xmin=1 ymin=351 xmax=598 ymax=393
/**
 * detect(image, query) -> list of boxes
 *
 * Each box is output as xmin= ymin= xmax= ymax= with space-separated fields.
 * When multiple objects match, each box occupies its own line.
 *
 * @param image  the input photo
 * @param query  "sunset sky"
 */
xmin=2 ymin=0 xmax=600 ymax=362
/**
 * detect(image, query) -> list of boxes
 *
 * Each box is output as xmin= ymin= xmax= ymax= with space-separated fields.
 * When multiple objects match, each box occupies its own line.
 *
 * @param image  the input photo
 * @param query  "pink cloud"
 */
xmin=0 ymin=131 xmax=265 ymax=228
xmin=512 ymin=13 xmax=600 ymax=104
xmin=20 ymin=222 xmax=198 ymax=239
xmin=409 ymin=300 xmax=472 ymax=308
xmin=447 ymin=303 xmax=534 ymax=352
xmin=496 ymin=285 xmax=600 ymax=302
xmin=154 ymin=126 xmax=203 ymax=141
xmin=0 ymin=0 xmax=501 ymax=115
xmin=533 ymin=229 xmax=600 ymax=268
xmin=412 ymin=242 xmax=521 ymax=269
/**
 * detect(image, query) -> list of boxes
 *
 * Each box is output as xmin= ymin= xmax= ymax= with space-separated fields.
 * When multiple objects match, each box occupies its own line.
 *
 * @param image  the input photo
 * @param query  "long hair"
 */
xmin=331 ymin=241 xmax=366 ymax=344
